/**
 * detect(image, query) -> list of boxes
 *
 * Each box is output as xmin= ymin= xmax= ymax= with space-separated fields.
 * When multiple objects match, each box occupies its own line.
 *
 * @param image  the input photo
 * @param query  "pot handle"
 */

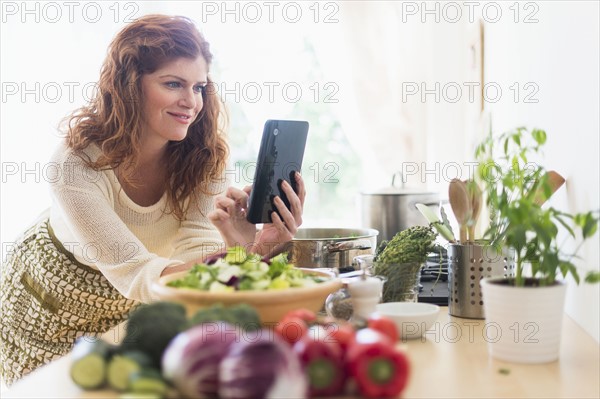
xmin=325 ymin=240 xmax=372 ymax=253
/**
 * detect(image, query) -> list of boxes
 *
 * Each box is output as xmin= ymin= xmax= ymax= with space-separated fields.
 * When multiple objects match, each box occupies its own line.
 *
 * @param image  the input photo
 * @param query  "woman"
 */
xmin=0 ymin=14 xmax=305 ymax=384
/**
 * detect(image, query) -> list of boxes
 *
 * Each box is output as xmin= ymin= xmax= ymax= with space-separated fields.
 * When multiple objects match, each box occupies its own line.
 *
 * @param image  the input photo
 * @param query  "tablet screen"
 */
xmin=246 ymin=119 xmax=309 ymax=224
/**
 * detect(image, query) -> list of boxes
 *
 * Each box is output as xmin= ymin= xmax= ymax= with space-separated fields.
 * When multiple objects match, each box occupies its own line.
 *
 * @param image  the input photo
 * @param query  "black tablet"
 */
xmin=246 ymin=119 xmax=309 ymax=224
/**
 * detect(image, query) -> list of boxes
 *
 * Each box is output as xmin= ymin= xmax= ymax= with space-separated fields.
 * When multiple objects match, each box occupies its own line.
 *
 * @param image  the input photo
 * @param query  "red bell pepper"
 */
xmin=328 ymin=322 xmax=356 ymax=353
xmin=367 ymin=314 xmax=399 ymax=343
xmin=293 ymin=325 xmax=346 ymax=397
xmin=346 ymin=328 xmax=410 ymax=398
xmin=283 ymin=308 xmax=317 ymax=325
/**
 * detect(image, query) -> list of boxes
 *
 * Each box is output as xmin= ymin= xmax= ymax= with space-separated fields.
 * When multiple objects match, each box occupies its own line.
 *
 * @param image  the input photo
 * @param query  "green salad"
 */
xmin=167 ymin=246 xmax=325 ymax=292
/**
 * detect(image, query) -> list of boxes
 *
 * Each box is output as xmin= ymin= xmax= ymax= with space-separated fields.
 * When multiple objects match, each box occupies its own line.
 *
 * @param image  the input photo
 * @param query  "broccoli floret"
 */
xmin=188 ymin=303 xmax=229 ymax=325
xmin=120 ymin=302 xmax=188 ymax=370
xmin=188 ymin=303 xmax=261 ymax=331
xmin=227 ymin=304 xmax=262 ymax=331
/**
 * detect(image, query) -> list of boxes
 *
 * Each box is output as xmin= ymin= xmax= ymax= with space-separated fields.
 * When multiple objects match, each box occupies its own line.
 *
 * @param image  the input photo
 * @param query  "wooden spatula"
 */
xmin=466 ymin=180 xmax=482 ymax=242
xmin=533 ymin=171 xmax=566 ymax=206
xmin=449 ymin=179 xmax=472 ymax=243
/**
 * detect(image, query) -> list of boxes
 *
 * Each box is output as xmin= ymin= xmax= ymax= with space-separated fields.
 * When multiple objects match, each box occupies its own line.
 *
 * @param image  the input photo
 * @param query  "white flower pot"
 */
xmin=480 ymin=277 xmax=567 ymax=364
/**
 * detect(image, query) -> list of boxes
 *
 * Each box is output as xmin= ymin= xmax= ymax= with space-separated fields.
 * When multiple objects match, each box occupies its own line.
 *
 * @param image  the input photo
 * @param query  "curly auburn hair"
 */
xmin=64 ymin=14 xmax=229 ymax=219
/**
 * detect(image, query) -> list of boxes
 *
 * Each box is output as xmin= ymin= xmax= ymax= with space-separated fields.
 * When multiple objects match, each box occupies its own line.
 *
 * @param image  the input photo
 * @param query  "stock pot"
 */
xmin=288 ymin=228 xmax=378 ymax=271
xmin=360 ymin=172 xmax=440 ymax=244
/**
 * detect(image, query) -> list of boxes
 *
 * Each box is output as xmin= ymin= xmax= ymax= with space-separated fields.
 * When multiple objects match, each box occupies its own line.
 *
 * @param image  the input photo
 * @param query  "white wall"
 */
xmin=483 ymin=1 xmax=600 ymax=341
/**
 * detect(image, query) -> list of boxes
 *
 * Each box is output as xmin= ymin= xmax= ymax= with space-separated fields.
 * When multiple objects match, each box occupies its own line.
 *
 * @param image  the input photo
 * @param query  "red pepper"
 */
xmin=293 ymin=325 xmax=346 ymax=397
xmin=367 ymin=314 xmax=399 ymax=343
xmin=328 ymin=322 xmax=356 ymax=353
xmin=284 ymin=308 xmax=317 ymax=325
xmin=346 ymin=328 xmax=410 ymax=398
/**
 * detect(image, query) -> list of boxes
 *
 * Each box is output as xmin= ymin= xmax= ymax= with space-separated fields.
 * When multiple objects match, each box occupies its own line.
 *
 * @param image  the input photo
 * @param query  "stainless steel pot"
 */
xmin=360 ymin=172 xmax=440 ymax=244
xmin=288 ymin=228 xmax=378 ymax=271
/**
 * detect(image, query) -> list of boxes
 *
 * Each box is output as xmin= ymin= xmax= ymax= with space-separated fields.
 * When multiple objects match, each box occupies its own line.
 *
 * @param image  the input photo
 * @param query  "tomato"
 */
xmin=367 ymin=315 xmax=399 ymax=343
xmin=275 ymin=316 xmax=309 ymax=345
xmin=283 ymin=308 xmax=317 ymax=324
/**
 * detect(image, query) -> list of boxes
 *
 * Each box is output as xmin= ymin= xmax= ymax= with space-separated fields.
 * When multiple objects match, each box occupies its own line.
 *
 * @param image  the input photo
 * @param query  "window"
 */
xmin=0 ymin=3 xmax=362 ymax=247
xmin=203 ymin=16 xmax=361 ymax=227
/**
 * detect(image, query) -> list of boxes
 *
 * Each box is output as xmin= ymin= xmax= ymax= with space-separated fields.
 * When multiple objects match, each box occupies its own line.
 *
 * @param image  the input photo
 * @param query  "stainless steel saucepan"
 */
xmin=287 ymin=228 xmax=378 ymax=271
xmin=360 ymin=172 xmax=440 ymax=244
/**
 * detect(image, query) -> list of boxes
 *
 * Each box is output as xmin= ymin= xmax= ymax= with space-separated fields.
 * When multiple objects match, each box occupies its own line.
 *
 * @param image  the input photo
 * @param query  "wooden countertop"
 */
xmin=3 ymin=308 xmax=599 ymax=398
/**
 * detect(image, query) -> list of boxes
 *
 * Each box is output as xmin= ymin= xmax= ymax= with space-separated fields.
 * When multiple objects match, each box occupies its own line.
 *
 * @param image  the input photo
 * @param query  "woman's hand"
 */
xmin=208 ymin=172 xmax=306 ymax=256
xmin=208 ymin=186 xmax=257 ymax=249
xmin=254 ymin=172 xmax=306 ymax=254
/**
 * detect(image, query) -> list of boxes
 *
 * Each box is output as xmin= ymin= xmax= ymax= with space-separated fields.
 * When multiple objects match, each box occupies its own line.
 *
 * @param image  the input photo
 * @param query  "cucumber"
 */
xmin=119 ymin=394 xmax=162 ymax=399
xmin=107 ymin=350 xmax=154 ymax=391
xmin=69 ymin=338 xmax=115 ymax=390
xmin=127 ymin=368 xmax=168 ymax=396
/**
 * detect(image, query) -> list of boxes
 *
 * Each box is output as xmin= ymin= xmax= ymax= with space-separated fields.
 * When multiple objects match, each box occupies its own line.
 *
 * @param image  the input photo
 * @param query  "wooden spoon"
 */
xmin=533 ymin=170 xmax=566 ymax=206
xmin=466 ymin=181 xmax=482 ymax=243
xmin=449 ymin=179 xmax=472 ymax=243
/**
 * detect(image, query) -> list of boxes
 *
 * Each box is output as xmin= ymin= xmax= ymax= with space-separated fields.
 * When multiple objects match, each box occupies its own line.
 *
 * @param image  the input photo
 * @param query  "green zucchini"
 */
xmin=69 ymin=338 xmax=115 ymax=390
xmin=107 ymin=350 xmax=154 ymax=391
xmin=127 ymin=368 xmax=168 ymax=396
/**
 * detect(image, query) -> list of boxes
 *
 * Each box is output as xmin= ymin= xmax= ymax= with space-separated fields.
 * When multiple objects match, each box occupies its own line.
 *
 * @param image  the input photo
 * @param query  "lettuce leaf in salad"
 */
xmin=167 ymin=247 xmax=326 ymax=291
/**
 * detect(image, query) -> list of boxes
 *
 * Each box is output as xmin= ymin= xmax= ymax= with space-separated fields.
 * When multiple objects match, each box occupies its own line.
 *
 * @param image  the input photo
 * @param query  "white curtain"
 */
xmin=308 ymin=2 xmax=481 ymax=193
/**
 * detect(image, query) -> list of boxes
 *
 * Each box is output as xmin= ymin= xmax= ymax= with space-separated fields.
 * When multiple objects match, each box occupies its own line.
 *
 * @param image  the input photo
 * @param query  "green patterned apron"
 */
xmin=0 ymin=218 xmax=138 ymax=385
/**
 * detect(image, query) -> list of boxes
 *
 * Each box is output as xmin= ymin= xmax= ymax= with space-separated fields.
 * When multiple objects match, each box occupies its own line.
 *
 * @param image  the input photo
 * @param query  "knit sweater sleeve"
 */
xmin=170 ymin=178 xmax=227 ymax=263
xmin=48 ymin=148 xmax=183 ymax=303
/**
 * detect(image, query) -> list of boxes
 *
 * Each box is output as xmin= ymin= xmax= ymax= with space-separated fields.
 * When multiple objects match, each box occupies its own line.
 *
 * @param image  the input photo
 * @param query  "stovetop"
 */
xmin=418 ymin=252 xmax=449 ymax=306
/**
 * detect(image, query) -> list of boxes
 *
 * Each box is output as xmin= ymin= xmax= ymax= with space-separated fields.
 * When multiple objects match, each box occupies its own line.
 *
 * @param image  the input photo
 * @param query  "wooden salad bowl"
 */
xmin=151 ymin=268 xmax=343 ymax=325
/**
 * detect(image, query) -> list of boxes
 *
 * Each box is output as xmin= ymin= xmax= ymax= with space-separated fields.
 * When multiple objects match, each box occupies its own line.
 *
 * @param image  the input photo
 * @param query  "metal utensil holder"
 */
xmin=448 ymin=242 xmax=515 ymax=319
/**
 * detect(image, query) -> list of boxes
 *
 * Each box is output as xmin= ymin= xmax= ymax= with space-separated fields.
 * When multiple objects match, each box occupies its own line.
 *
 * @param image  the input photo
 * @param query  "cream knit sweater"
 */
xmin=48 ymin=142 xmax=225 ymax=303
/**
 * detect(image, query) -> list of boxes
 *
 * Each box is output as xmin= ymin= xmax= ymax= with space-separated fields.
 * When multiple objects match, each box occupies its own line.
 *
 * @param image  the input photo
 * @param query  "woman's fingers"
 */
xmin=225 ymin=186 xmax=250 ymax=210
xmin=211 ymin=177 xmax=306 ymax=253
xmin=213 ymin=187 xmax=251 ymax=218
xmin=272 ymin=197 xmax=302 ymax=240
xmin=269 ymin=210 xmax=295 ymax=239
xmin=279 ymin=179 xmax=303 ymax=226
xmin=210 ymin=185 xmax=264 ymax=251
xmin=294 ymin=172 xmax=306 ymax=207
xmin=213 ymin=196 xmax=238 ymax=220
xmin=208 ymin=208 xmax=231 ymax=223
xmin=214 ymin=195 xmax=233 ymax=209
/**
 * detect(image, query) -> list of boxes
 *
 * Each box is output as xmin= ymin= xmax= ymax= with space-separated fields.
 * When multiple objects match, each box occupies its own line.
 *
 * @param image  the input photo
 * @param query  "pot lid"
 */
xmin=361 ymin=172 xmax=438 ymax=196
xmin=361 ymin=187 xmax=439 ymax=195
